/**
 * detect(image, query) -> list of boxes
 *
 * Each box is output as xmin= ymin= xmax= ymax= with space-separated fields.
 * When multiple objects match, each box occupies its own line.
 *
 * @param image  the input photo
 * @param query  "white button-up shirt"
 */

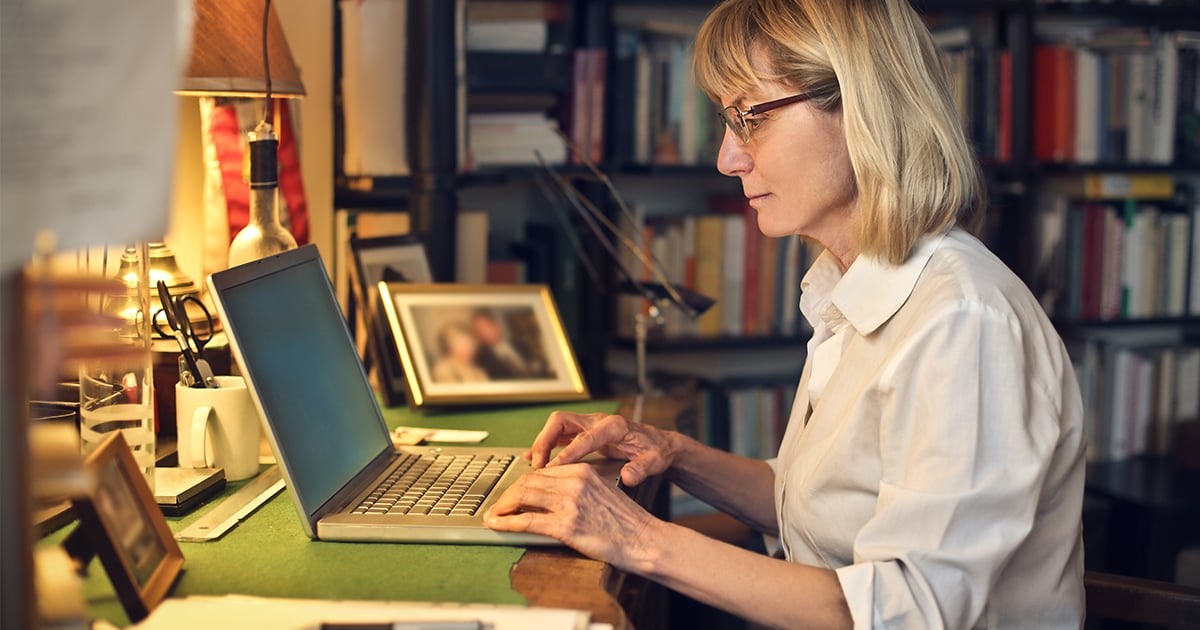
xmin=773 ymin=228 xmax=1086 ymax=629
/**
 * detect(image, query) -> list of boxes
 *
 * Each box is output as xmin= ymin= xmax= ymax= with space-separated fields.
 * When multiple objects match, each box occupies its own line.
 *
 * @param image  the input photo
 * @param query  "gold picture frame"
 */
xmin=65 ymin=432 xmax=184 ymax=622
xmin=379 ymin=283 xmax=589 ymax=408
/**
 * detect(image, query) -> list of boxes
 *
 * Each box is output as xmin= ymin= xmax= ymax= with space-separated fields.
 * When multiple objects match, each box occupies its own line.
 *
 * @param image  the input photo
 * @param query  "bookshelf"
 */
xmin=332 ymin=0 xmax=1200 ymax=546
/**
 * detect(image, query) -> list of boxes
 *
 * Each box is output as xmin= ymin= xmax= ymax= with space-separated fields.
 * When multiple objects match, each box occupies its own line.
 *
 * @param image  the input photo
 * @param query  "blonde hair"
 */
xmin=694 ymin=0 xmax=985 ymax=265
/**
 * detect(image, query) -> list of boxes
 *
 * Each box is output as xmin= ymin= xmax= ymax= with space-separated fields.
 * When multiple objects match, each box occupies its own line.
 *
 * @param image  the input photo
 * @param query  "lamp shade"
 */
xmin=178 ymin=0 xmax=305 ymax=98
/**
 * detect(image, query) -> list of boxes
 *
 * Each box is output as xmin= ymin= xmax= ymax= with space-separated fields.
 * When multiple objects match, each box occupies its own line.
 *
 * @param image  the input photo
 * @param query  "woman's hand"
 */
xmin=484 ymin=463 xmax=659 ymax=571
xmin=526 ymin=411 xmax=681 ymax=486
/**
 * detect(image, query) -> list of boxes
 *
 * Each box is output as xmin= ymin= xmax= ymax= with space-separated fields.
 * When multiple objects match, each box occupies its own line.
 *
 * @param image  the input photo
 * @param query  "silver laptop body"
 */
xmin=207 ymin=245 xmax=556 ymax=545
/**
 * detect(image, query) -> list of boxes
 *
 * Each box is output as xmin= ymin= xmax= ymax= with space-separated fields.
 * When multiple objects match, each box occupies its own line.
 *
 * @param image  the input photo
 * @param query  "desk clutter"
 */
xmin=129 ymin=595 xmax=608 ymax=630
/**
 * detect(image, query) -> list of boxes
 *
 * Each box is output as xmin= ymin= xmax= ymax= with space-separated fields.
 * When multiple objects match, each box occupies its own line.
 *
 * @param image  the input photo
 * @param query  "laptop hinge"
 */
xmin=311 ymin=447 xmax=397 ymax=523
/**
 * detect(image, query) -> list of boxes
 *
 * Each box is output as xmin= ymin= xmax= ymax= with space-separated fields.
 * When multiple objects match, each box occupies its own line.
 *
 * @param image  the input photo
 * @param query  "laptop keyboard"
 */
xmin=352 ymin=453 xmax=515 ymax=517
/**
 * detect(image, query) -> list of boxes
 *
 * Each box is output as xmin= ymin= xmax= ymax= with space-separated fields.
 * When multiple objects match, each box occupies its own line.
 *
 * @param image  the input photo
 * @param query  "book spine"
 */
xmin=742 ymin=203 xmax=762 ymax=336
xmin=721 ymin=215 xmax=746 ymax=336
xmin=998 ymin=50 xmax=1013 ymax=162
xmin=693 ymin=216 xmax=725 ymax=336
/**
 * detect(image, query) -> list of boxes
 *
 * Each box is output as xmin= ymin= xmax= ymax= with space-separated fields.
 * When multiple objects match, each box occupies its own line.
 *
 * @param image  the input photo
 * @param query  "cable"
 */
xmin=262 ymin=0 xmax=273 ymax=125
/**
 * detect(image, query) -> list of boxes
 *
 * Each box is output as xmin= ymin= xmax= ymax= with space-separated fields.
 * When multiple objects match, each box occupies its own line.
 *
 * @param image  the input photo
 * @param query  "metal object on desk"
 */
xmin=154 ymin=280 xmax=217 ymax=389
xmin=175 ymin=465 xmax=284 ymax=542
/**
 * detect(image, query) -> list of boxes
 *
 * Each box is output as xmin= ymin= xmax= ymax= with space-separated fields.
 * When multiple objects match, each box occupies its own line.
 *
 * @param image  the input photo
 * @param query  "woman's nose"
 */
xmin=716 ymin=128 xmax=751 ymax=177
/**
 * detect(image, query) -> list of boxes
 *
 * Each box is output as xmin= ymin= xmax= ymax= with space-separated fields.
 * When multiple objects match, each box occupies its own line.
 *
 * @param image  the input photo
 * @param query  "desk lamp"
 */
xmin=177 ymin=0 xmax=306 ymax=268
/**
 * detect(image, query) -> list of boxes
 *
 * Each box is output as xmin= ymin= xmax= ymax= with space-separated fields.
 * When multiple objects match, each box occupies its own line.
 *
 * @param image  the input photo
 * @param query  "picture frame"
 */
xmin=379 ymin=283 xmax=589 ymax=408
xmin=349 ymin=234 xmax=434 ymax=406
xmin=65 ymin=432 xmax=183 ymax=622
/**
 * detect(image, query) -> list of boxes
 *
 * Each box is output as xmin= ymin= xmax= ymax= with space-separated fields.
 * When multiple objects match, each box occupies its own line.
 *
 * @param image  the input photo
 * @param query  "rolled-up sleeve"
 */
xmin=834 ymin=306 xmax=1063 ymax=629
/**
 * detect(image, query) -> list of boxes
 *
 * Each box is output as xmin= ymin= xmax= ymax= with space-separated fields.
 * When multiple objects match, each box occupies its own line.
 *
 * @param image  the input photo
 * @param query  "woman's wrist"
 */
xmin=624 ymin=513 xmax=677 ymax=577
xmin=660 ymin=428 xmax=697 ymax=480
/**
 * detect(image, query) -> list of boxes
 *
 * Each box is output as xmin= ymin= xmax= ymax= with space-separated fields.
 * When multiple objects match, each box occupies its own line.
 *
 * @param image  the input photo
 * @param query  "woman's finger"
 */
xmin=487 ymin=466 xmax=581 ymax=517
xmin=528 ymin=411 xmax=594 ymax=468
xmin=485 ymin=508 xmax=566 ymax=540
xmin=548 ymin=414 xmax=629 ymax=466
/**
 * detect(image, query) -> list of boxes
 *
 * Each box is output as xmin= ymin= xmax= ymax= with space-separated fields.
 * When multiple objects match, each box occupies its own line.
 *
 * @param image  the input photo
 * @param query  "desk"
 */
xmin=48 ymin=397 xmax=680 ymax=629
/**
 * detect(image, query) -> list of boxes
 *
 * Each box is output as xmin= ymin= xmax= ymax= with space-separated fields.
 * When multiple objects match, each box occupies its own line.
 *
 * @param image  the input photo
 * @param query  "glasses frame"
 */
xmin=719 ymin=86 xmax=837 ymax=144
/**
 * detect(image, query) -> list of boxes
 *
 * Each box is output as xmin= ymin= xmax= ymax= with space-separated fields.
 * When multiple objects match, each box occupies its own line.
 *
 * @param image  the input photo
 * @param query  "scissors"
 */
xmin=154 ymin=281 xmax=218 ymax=388
xmin=153 ymin=289 xmax=215 ymax=359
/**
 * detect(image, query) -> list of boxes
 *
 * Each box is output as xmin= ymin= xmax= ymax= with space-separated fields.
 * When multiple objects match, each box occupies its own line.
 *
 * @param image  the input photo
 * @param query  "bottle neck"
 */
xmin=247 ymin=186 xmax=280 ymax=227
xmin=246 ymin=122 xmax=281 ymax=228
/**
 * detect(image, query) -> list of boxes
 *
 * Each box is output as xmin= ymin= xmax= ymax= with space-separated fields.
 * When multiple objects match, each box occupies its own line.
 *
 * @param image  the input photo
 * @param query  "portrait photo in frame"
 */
xmin=379 ymin=283 xmax=589 ymax=408
xmin=349 ymin=234 xmax=434 ymax=406
xmin=64 ymin=432 xmax=183 ymax=622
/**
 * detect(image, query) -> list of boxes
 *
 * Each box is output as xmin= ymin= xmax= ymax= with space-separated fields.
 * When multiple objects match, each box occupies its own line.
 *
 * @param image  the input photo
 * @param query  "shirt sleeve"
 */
xmin=834 ymin=305 xmax=1065 ymax=629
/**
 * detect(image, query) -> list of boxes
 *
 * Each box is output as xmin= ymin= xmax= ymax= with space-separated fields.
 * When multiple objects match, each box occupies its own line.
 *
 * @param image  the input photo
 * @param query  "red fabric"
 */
xmin=210 ymin=104 xmax=250 ymax=241
xmin=208 ymin=99 xmax=309 ymax=245
xmin=277 ymin=102 xmax=309 ymax=245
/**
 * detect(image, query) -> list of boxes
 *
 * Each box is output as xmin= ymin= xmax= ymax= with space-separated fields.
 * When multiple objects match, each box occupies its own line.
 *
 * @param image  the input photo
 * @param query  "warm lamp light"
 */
xmin=178 ymin=0 xmax=305 ymax=269
xmin=178 ymin=0 xmax=305 ymax=99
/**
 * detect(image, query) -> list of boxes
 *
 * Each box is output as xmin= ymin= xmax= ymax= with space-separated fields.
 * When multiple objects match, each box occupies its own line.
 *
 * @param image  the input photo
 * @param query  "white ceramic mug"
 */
xmin=175 ymin=376 xmax=260 ymax=481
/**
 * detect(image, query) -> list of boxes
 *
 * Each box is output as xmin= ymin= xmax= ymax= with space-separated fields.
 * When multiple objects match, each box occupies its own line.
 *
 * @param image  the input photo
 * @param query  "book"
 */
xmin=997 ymin=50 xmax=1013 ymax=162
xmin=742 ymin=203 xmax=762 ymax=336
xmin=1127 ymin=49 xmax=1154 ymax=163
xmin=456 ymin=210 xmax=489 ymax=283
xmin=720 ymin=214 xmax=746 ymax=336
xmin=1075 ymin=47 xmax=1102 ymax=164
xmin=693 ymin=215 xmax=725 ymax=336
xmin=1193 ymin=203 xmax=1200 ymax=316
xmin=1035 ymin=45 xmax=1078 ymax=162
xmin=1150 ymin=33 xmax=1180 ymax=164
xmin=341 ymin=0 xmax=409 ymax=177
xmin=1163 ymin=212 xmax=1190 ymax=317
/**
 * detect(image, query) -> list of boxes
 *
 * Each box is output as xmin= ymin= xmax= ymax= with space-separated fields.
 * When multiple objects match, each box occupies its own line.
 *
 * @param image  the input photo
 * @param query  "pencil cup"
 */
xmin=175 ymin=376 xmax=260 ymax=481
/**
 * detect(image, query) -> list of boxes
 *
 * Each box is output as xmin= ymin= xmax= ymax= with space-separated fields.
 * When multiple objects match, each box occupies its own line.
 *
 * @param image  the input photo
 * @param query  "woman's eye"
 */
xmin=745 ymin=117 xmax=766 ymax=129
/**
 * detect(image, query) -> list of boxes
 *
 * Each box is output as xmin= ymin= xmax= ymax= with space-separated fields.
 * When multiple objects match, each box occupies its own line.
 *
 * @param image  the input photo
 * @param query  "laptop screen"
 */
xmin=213 ymin=246 xmax=392 ymax=519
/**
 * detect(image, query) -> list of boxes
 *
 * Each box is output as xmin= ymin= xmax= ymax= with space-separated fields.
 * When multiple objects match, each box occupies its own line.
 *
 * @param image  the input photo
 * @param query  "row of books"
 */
xmin=610 ymin=22 xmax=721 ymax=168
xmin=463 ymin=1 xmax=563 ymax=53
xmin=933 ymin=27 xmax=1013 ymax=163
xmin=1071 ymin=340 xmax=1200 ymax=463
xmin=617 ymin=196 xmax=825 ymax=340
xmin=1034 ymin=187 xmax=1200 ymax=321
xmin=1033 ymin=28 xmax=1200 ymax=165
xmin=465 ymin=112 xmax=567 ymax=168
xmin=671 ymin=380 xmax=797 ymax=516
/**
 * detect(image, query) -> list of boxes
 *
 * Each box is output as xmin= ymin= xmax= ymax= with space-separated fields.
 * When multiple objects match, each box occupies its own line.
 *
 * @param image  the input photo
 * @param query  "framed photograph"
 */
xmin=349 ymin=234 xmax=434 ymax=406
xmin=379 ymin=283 xmax=589 ymax=407
xmin=67 ymin=432 xmax=183 ymax=622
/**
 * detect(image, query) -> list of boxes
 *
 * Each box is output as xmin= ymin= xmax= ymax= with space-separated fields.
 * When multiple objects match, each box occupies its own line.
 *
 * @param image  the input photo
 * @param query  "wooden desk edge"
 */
xmin=510 ymin=397 xmax=683 ymax=630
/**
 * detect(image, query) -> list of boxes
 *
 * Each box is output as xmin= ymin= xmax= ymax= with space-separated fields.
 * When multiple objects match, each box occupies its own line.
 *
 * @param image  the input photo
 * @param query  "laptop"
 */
xmin=208 ymin=244 xmax=569 ymax=545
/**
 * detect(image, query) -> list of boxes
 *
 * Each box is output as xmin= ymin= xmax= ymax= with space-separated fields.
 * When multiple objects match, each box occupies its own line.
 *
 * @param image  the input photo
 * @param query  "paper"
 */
xmin=340 ymin=0 xmax=410 ymax=176
xmin=392 ymin=427 xmax=490 ymax=445
xmin=132 ymin=595 xmax=590 ymax=630
xmin=0 ymin=0 xmax=187 ymax=272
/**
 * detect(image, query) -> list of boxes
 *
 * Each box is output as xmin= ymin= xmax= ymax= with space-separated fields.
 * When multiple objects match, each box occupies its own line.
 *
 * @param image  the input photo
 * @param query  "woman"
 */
xmin=431 ymin=321 xmax=489 ymax=384
xmin=486 ymin=0 xmax=1086 ymax=627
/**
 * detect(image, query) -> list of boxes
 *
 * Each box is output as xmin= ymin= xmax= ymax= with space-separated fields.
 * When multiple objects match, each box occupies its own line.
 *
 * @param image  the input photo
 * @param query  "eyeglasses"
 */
xmin=718 ymin=86 xmax=837 ymax=144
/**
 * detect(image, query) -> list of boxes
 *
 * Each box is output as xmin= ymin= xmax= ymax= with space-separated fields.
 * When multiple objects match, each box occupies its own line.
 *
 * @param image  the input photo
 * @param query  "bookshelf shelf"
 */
xmin=612 ymin=334 xmax=810 ymax=352
xmin=1036 ymin=162 xmax=1200 ymax=176
xmin=612 ymin=164 xmax=724 ymax=177
xmin=1054 ymin=317 xmax=1200 ymax=332
xmin=912 ymin=0 xmax=1023 ymax=14
xmin=1035 ymin=2 xmax=1200 ymax=25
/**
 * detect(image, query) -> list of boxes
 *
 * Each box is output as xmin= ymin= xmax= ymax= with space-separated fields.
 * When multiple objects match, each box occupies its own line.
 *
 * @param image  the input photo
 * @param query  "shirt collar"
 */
xmin=799 ymin=231 xmax=947 ymax=336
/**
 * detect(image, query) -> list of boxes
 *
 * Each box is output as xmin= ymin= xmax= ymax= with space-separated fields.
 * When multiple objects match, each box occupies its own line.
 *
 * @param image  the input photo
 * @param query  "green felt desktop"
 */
xmin=49 ymin=399 xmax=619 ymax=627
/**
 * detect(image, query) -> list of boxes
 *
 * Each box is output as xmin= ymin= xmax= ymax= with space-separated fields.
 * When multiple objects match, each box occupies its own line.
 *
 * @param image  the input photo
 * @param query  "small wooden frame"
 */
xmin=349 ymin=234 xmax=434 ymax=406
xmin=65 ymin=432 xmax=183 ymax=622
xmin=379 ymin=283 xmax=589 ymax=408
